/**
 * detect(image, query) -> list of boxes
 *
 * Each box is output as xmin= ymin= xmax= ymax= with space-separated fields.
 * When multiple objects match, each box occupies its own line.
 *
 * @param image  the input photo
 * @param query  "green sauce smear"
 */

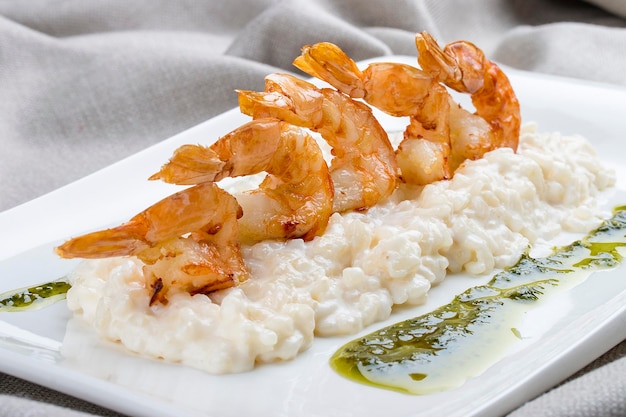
xmin=330 ymin=206 xmax=626 ymax=395
xmin=0 ymin=279 xmax=70 ymax=312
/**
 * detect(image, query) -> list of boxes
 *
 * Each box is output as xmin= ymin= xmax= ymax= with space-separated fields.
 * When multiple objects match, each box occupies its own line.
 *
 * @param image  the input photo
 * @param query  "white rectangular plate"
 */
xmin=0 ymin=57 xmax=625 ymax=417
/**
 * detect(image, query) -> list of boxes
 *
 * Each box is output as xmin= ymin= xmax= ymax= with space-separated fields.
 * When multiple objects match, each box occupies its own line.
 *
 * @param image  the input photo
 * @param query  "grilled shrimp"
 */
xmin=293 ymin=32 xmax=520 ymax=184
xmin=56 ymin=182 xmax=248 ymax=304
xmin=294 ymin=42 xmax=456 ymax=184
xmin=238 ymin=73 xmax=397 ymax=212
xmin=151 ymin=118 xmax=334 ymax=244
xmin=414 ymin=31 xmax=520 ymax=151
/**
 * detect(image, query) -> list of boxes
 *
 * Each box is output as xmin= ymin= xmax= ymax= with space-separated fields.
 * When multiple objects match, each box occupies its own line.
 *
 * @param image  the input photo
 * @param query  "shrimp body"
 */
xmin=238 ymin=73 xmax=397 ymax=212
xmin=358 ymin=61 xmax=496 ymax=176
xmin=414 ymin=31 xmax=520 ymax=151
xmin=295 ymin=42 xmax=454 ymax=184
xmin=56 ymin=182 xmax=248 ymax=304
xmin=151 ymin=118 xmax=334 ymax=244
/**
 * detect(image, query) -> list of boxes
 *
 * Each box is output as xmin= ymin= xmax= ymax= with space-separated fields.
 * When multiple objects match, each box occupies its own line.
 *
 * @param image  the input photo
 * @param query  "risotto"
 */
xmin=66 ymin=124 xmax=615 ymax=374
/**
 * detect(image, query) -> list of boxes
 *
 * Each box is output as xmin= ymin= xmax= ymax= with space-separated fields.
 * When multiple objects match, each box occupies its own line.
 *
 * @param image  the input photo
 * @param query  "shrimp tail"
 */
xmin=236 ymin=89 xmax=317 ymax=128
xmin=55 ymin=221 xmax=149 ymax=259
xmin=415 ymin=31 xmax=472 ymax=92
xmin=149 ymin=144 xmax=226 ymax=185
xmin=293 ymin=43 xmax=366 ymax=98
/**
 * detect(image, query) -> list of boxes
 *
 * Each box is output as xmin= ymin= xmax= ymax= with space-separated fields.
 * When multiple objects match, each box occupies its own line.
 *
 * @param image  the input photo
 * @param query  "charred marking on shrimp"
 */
xmin=150 ymin=278 xmax=164 ymax=306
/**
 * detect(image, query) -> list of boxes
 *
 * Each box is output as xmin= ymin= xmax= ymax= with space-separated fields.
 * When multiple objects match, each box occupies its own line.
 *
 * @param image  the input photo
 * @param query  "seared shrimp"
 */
xmin=56 ymin=182 xmax=248 ymax=304
xmin=414 ymin=31 xmax=520 ymax=151
xmin=151 ymin=118 xmax=334 ymax=244
xmin=295 ymin=44 xmax=455 ymax=184
xmin=238 ymin=73 xmax=397 ymax=212
xmin=293 ymin=33 xmax=520 ymax=184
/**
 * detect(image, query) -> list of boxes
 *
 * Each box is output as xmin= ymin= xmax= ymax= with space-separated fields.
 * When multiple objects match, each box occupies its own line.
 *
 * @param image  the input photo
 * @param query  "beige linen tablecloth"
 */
xmin=0 ymin=0 xmax=625 ymax=416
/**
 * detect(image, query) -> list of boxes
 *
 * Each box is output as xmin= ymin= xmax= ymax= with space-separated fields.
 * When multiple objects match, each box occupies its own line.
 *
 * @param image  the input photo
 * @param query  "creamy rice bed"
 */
xmin=66 ymin=124 xmax=615 ymax=374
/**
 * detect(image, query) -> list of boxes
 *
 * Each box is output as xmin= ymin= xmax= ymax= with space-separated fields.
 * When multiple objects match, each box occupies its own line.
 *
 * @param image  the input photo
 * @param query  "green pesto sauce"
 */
xmin=0 ymin=279 xmax=71 ymax=312
xmin=330 ymin=206 xmax=626 ymax=395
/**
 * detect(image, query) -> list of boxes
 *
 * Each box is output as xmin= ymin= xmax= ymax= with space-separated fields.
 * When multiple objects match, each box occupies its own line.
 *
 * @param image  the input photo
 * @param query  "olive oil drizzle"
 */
xmin=0 ymin=279 xmax=70 ymax=312
xmin=330 ymin=206 xmax=626 ymax=395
